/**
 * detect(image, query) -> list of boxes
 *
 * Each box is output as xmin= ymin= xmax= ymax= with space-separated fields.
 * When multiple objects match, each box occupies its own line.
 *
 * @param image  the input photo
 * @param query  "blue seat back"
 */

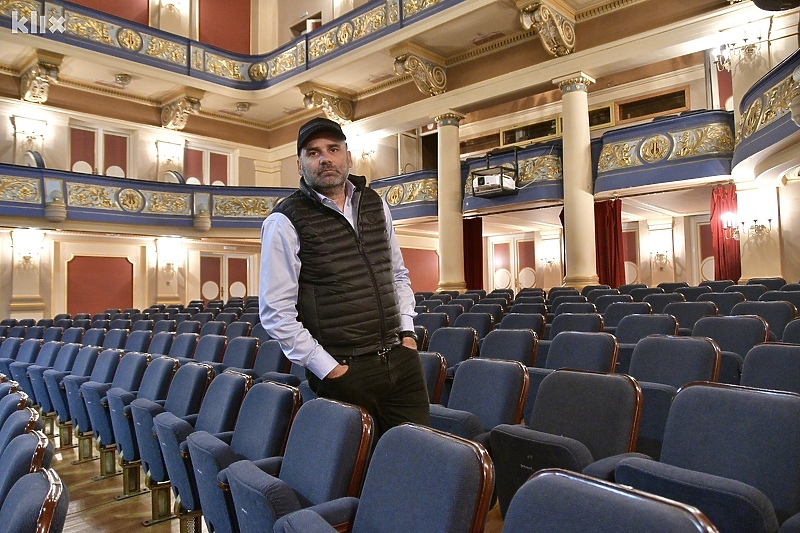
xmin=200 ymin=321 xmax=226 ymax=337
xmin=449 ymin=358 xmax=528 ymax=429
xmin=102 ymin=328 xmax=128 ymax=349
xmin=222 ymin=336 xmax=259 ymax=369
xmin=194 ymin=371 xmax=251 ymax=434
xmin=252 ymin=339 xmax=289 ymax=375
xmin=480 ymin=329 xmax=537 ymax=366
xmin=741 ymin=343 xmax=800 ymax=394
xmin=427 ymin=327 xmax=478 ymax=369
xmin=674 ymin=285 xmax=712 ymax=302
xmin=191 ymin=334 xmax=225 ymax=363
xmin=42 ymin=327 xmax=63 ymax=343
xmin=692 ymin=315 xmax=769 ymax=358
xmin=642 ymin=292 xmax=684 ymax=314
xmin=549 ymin=313 xmax=604 ymax=338
xmin=82 ymin=328 xmax=105 ymax=347
xmin=546 ymin=331 xmax=618 ymax=372
xmin=663 ymin=301 xmax=718 ymax=331
xmin=725 ymin=283 xmax=768 ymax=300
xmin=148 ymin=331 xmax=174 ymax=356
xmin=225 ymin=321 xmax=252 ymax=339
xmin=0 ymin=431 xmax=54 ymax=505
xmin=629 ymin=287 xmax=664 ymax=302
xmin=603 ymin=302 xmax=652 ymax=328
xmin=697 ymin=291 xmax=745 ymax=315
xmin=629 ymin=335 xmax=720 ymax=388
xmin=732 ymin=300 xmax=797 ymax=340
xmin=61 ymin=327 xmax=84 ymax=344
xmin=615 ymin=314 xmax=678 ymax=344
xmin=453 ymin=312 xmax=494 ymax=340
xmin=419 ymin=351 xmax=446 ymax=404
xmin=124 ymin=330 xmax=152 ymax=352
xmin=0 ymin=469 xmax=68 ymax=533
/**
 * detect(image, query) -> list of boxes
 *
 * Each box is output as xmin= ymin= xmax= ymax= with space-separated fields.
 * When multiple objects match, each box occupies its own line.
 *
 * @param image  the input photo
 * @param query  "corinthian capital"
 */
xmin=19 ymin=50 xmax=63 ymax=103
xmin=517 ymin=1 xmax=575 ymax=57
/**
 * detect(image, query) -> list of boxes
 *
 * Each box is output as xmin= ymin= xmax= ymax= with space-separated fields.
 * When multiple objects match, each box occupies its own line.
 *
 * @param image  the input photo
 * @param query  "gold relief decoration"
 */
xmin=145 ymin=36 xmax=187 ymax=66
xmin=403 ymin=0 xmax=442 ymax=18
xmin=337 ymin=22 xmax=354 ymax=44
xmin=249 ymin=62 xmax=268 ymax=81
xmin=308 ymin=30 xmax=338 ymax=61
xmin=387 ymin=0 xmax=400 ymax=24
xmin=385 ymin=184 xmax=405 ymax=206
xmin=1 ymin=0 xmax=39 ymax=20
xmin=117 ymin=28 xmax=142 ymax=52
xmin=639 ymin=134 xmax=671 ymax=164
xmin=213 ymin=196 xmax=277 ymax=217
xmin=142 ymin=191 xmax=190 ymax=214
xmin=192 ymin=48 xmax=204 ymax=70
xmin=597 ymin=141 xmax=641 ymax=173
xmin=20 ymin=61 xmax=59 ymax=104
xmin=161 ymin=96 xmax=201 ymax=130
xmin=269 ymin=43 xmax=305 ymax=79
xmin=352 ymin=4 xmax=389 ymax=40
xmin=302 ymin=86 xmax=355 ymax=124
xmin=67 ymin=183 xmax=118 ymax=210
xmin=395 ymin=53 xmax=446 ymax=96
xmin=670 ymin=124 xmax=734 ymax=160
xmin=403 ymin=178 xmax=438 ymax=203
xmin=759 ymin=76 xmax=794 ymax=130
xmin=205 ymin=53 xmax=245 ymax=81
xmin=741 ymin=97 xmax=763 ymax=139
xmin=0 ymin=176 xmax=41 ymax=203
xmin=64 ymin=13 xmax=114 ymax=45
xmin=117 ymin=189 xmax=144 ymax=212
xmin=517 ymin=155 xmax=563 ymax=184
xmin=520 ymin=2 xmax=575 ymax=57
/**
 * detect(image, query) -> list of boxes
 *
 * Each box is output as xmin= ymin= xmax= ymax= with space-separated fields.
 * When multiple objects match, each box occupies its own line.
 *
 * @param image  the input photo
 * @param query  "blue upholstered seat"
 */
xmin=0 ymin=431 xmax=53 ymax=508
xmin=273 ymin=424 xmax=493 ymax=533
xmin=81 ymin=327 xmax=106 ymax=347
xmin=0 ymin=408 xmax=43 ymax=457
xmin=9 ymin=341 xmax=60 ymax=401
xmin=479 ymin=328 xmax=537 ymax=366
xmin=697 ymin=291 xmax=745 ymax=315
xmin=0 ymin=392 xmax=30 ymax=430
xmin=741 ymin=343 xmax=800 ymax=394
xmin=725 ymin=283 xmax=768 ymax=301
xmin=147 ymin=331 xmax=174 ymax=356
xmin=594 ymin=294 xmax=634 ymax=313
xmin=412 ymin=312 xmax=449 ymax=340
xmin=731 ymin=300 xmax=797 ymax=341
xmin=675 ymin=285 xmax=713 ymax=302
xmin=657 ymin=281 xmax=690 ymax=293
xmin=419 ymin=351 xmax=446 ymax=404
xmin=629 ymin=287 xmax=664 ymax=301
xmin=124 ymin=329 xmax=152 ymax=352
xmin=663 ymin=301 xmax=718 ymax=335
xmin=43 ymin=346 xmax=100 ymax=431
xmin=0 ymin=338 xmax=40 ymax=378
xmin=214 ymin=336 xmax=259 ymax=376
xmin=692 ymin=315 xmax=769 ymax=385
xmin=224 ymin=321 xmax=252 ymax=340
xmin=186 ymin=382 xmax=302 ymax=533
xmin=642 ymin=292 xmax=684 ymax=314
xmin=536 ymin=312 xmax=604 ymax=367
xmin=699 ymin=279 xmax=735 ymax=292
xmin=453 ymin=312 xmax=493 ymax=340
xmin=497 ymin=312 xmax=545 ymax=338
xmin=748 ymin=277 xmax=787 ymax=291
xmin=602 ymin=301 xmax=652 ymax=335
xmin=62 ymin=349 xmax=124 ymax=438
xmin=614 ymin=314 xmax=679 ymax=374
xmin=0 ymin=469 xmax=68 ymax=533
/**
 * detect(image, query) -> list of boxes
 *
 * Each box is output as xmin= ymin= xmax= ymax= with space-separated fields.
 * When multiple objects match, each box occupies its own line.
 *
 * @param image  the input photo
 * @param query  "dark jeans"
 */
xmin=308 ymin=344 xmax=430 ymax=439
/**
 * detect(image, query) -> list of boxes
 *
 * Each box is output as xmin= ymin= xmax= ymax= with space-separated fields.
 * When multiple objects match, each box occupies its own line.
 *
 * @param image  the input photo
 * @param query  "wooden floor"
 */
xmin=51 ymin=430 xmax=505 ymax=533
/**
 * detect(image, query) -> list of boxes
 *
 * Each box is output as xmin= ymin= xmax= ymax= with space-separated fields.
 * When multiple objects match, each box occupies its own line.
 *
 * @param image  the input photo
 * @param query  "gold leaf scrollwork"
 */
xmin=249 ymin=62 xmax=268 ymax=81
xmin=67 ymin=184 xmax=118 ymax=210
xmin=205 ymin=53 xmax=244 ymax=80
xmin=387 ymin=0 xmax=400 ymax=24
xmin=145 ymin=36 xmax=187 ymax=65
xmin=639 ymin=134 xmax=671 ymax=164
xmin=517 ymin=156 xmax=563 ymax=184
xmin=597 ymin=142 xmax=640 ymax=173
xmin=403 ymin=0 xmax=441 ymax=18
xmin=385 ymin=184 xmax=405 ymax=206
xmin=118 ymin=189 xmax=144 ymax=212
xmin=144 ymin=192 xmax=190 ymax=214
xmin=0 ymin=0 xmax=38 ymax=20
xmin=403 ymin=178 xmax=438 ymax=203
xmin=670 ymin=124 xmax=734 ymax=160
xmin=117 ymin=28 xmax=142 ymax=52
xmin=213 ymin=196 xmax=277 ymax=217
xmin=337 ymin=22 xmax=354 ymax=44
xmin=308 ymin=30 xmax=338 ymax=61
xmin=760 ymin=76 xmax=794 ymax=129
xmin=65 ymin=13 xmax=114 ymax=44
xmin=741 ymin=97 xmax=763 ymax=139
xmin=0 ymin=176 xmax=41 ymax=203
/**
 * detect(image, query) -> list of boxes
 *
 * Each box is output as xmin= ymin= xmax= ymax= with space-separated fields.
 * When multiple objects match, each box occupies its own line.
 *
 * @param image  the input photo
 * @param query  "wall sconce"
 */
xmin=162 ymin=262 xmax=176 ymax=277
xmin=713 ymin=30 xmax=761 ymax=72
xmin=11 ymin=228 xmax=45 ymax=270
xmin=651 ymin=251 xmax=671 ymax=271
xmin=722 ymin=211 xmax=741 ymax=241
xmin=161 ymin=0 xmax=187 ymax=13
xmin=746 ymin=218 xmax=772 ymax=240
xmin=157 ymin=237 xmax=182 ymax=279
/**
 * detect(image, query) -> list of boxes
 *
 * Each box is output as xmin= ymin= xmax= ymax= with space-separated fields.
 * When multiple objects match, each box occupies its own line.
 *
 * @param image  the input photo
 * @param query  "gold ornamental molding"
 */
xmin=19 ymin=50 xmax=63 ymax=104
xmin=160 ymin=88 xmax=205 ymax=130
xmin=435 ymin=112 xmax=464 ymax=127
xmin=212 ymin=196 xmax=279 ymax=217
xmin=391 ymin=44 xmax=446 ymax=97
xmin=517 ymin=1 xmax=575 ymax=57
xmin=738 ymin=69 xmax=800 ymax=142
xmin=298 ymin=82 xmax=355 ymax=124
xmin=553 ymin=71 xmax=595 ymax=93
xmin=373 ymin=178 xmax=438 ymax=207
xmin=0 ymin=175 xmax=42 ymax=203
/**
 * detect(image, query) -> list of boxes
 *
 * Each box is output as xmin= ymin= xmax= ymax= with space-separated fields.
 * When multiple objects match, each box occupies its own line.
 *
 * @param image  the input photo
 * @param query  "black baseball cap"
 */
xmin=297 ymin=117 xmax=346 ymax=155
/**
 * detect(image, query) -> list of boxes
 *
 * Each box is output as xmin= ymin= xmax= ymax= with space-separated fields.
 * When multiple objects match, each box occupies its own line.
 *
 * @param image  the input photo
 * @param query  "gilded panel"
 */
xmin=205 ymin=52 xmax=246 ymax=81
xmin=143 ymin=35 xmax=187 ymax=66
xmin=378 ymin=178 xmax=438 ymax=206
xmin=518 ymin=155 xmax=563 ymax=184
xmin=142 ymin=191 xmax=191 ymax=214
xmin=1 ymin=0 xmax=39 ymax=20
xmin=758 ymin=75 xmax=796 ymax=131
xmin=597 ymin=141 xmax=642 ymax=174
xmin=269 ymin=42 xmax=306 ymax=79
xmin=668 ymin=123 xmax=734 ymax=160
xmin=212 ymin=196 xmax=277 ymax=217
xmin=66 ymin=183 xmax=119 ymax=210
xmin=308 ymin=2 xmax=395 ymax=62
xmin=62 ymin=9 xmax=117 ymax=45
xmin=0 ymin=175 xmax=42 ymax=203
xmin=403 ymin=0 xmax=443 ymax=18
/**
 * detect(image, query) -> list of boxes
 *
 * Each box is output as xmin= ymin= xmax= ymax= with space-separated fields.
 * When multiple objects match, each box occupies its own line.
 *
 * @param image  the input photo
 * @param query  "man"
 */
xmin=259 ymin=117 xmax=430 ymax=437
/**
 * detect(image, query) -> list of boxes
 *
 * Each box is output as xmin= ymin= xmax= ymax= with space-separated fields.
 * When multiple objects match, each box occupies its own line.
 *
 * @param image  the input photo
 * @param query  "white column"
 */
xmin=435 ymin=112 xmax=467 ymax=293
xmin=553 ymin=71 xmax=598 ymax=290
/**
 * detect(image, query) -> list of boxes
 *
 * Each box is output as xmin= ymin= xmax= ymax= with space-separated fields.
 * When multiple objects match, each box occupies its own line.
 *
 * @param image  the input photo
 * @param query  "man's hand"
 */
xmin=401 ymin=337 xmax=418 ymax=349
xmin=324 ymin=364 xmax=349 ymax=380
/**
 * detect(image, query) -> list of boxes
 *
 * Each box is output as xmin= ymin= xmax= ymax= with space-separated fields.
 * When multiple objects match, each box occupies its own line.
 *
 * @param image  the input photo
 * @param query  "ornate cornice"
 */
xmin=575 ymin=0 xmax=647 ymax=22
xmin=518 ymin=2 xmax=575 ymax=57
xmin=392 ymin=45 xmax=447 ymax=97
xmin=553 ymin=71 xmax=595 ymax=93
xmin=299 ymin=83 xmax=355 ymax=124
xmin=435 ymin=112 xmax=464 ymax=127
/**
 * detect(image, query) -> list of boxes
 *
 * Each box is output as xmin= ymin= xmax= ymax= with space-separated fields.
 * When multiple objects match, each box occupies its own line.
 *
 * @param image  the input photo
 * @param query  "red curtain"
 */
xmin=710 ymin=183 xmax=741 ymax=282
xmin=594 ymin=200 xmax=626 ymax=288
xmin=463 ymin=217 xmax=483 ymax=290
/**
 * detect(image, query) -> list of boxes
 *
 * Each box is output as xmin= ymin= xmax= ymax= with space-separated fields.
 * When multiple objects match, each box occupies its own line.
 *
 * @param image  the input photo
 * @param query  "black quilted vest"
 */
xmin=273 ymin=175 xmax=401 ymax=356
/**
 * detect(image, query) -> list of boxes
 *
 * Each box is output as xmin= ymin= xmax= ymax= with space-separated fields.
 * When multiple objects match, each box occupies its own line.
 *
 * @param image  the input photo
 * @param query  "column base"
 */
xmin=437 ymin=281 xmax=467 ymax=293
xmin=563 ymin=274 xmax=600 ymax=292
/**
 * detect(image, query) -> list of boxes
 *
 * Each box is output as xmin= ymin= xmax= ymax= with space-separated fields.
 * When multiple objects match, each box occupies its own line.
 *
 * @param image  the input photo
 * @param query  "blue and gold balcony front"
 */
xmin=371 ymin=170 xmax=438 ymax=222
xmin=594 ymin=110 xmax=735 ymax=196
xmin=462 ymin=141 xmax=564 ymax=214
xmin=0 ymin=163 xmax=290 ymax=234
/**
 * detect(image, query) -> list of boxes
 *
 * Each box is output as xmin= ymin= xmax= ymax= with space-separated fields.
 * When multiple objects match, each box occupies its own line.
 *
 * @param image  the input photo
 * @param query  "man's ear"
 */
xmin=346 ymin=150 xmax=353 ymax=167
xmin=296 ymin=157 xmax=302 ymax=175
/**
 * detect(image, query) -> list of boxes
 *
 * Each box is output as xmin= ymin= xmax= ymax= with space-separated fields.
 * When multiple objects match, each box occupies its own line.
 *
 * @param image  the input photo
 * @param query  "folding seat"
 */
xmin=0 ymin=431 xmax=54 ymax=508
xmin=187 ymin=382 xmax=302 ymax=533
xmin=479 ymin=328 xmax=537 ymax=365
xmin=604 ymin=383 xmax=800 ymax=533
xmin=417 ymin=299 xmax=443 ymax=312
xmin=36 ymin=319 xmax=54 ymax=328
xmin=60 ymin=326 xmax=83 ymax=345
xmin=549 ymin=294 xmax=587 ymax=315
xmin=102 ymin=328 xmax=128 ymax=349
xmin=497 ymin=312 xmax=545 ymax=337
xmin=213 ymin=336 xmax=259 ymax=375
xmin=81 ymin=327 xmax=105 ymax=347
xmin=176 ymin=320 xmax=201 ymax=335
xmin=642 ymin=292 xmax=684 ymax=314
xmin=782 ymin=283 xmax=800 ymax=292
xmin=413 ymin=324 xmax=428 ymax=350
xmin=82 ymin=352 xmax=150 ymax=478
xmin=523 ymin=331 xmax=618 ymax=423
xmin=469 ymin=303 xmax=504 ymax=324
xmin=748 ymin=276 xmax=787 ymax=291
xmin=171 ymin=333 xmax=221 ymax=368
xmin=224 ymin=321 xmax=251 ymax=340
xmin=53 ymin=318 xmax=72 ymax=329
xmin=663 ymin=300 xmax=718 ymax=335
xmin=618 ymin=283 xmax=648 ymax=295
xmin=0 ymin=408 xmax=43 ymax=457
xmin=154 ymin=370 xmax=254 ymax=530
xmin=430 ymin=293 xmax=452 ymax=305
xmin=700 ymin=279 xmax=735 ymax=291
xmin=175 ymin=313 xmax=193 ymax=324
xmin=452 ymin=312 xmax=493 ymax=341
xmin=502 ymin=469 xmax=717 ymax=533
xmin=162 ymin=307 xmax=179 ymax=318
xmin=508 ymin=302 xmax=547 ymax=315
xmin=9 ymin=340 xmax=60 ymax=401
xmin=629 ymin=287 xmax=664 ymax=301
xmin=251 ymin=339 xmax=290 ymax=376
xmin=153 ymin=319 xmax=177 ymax=334
xmin=435 ymin=304 xmax=464 ymax=325
xmin=517 ymin=287 xmax=544 ymax=297
xmin=657 ymin=281 xmax=689 ymax=293
xmin=675 ymin=285 xmax=713 ymax=302
xmin=459 ymin=292 xmax=482 ymax=303
xmin=741 ymin=343 xmax=800 ymax=393
xmin=464 ymin=289 xmax=486 ymax=299
xmin=691 ymin=315 xmax=769 ymax=385
xmin=547 ymin=287 xmax=579 ymax=302
xmin=429 ymin=358 xmax=528 ymax=448
xmin=162 ymin=332 xmax=199 ymax=362
xmin=107 ymin=318 xmax=131 ymax=331
xmin=697 ymin=290 xmax=744 ymax=316
xmin=53 ymin=313 xmax=71 ymax=322
xmin=200 ymin=320 xmax=226 ymax=337
xmin=238 ymin=313 xmax=259 ymax=326
xmin=222 ymin=397 xmax=374 ymax=533
xmin=215 ymin=312 xmax=238 ymax=325
xmin=784 ymin=319 xmax=800 ymax=343
xmin=0 ymin=320 xmax=17 ymax=328
xmin=760 ymin=290 xmax=800 ymax=309
xmin=16 ymin=319 xmax=36 ymax=328
xmin=536 ymin=312 xmax=604 ymax=367
xmin=73 ymin=312 xmax=91 ymax=320
xmin=586 ymin=288 xmax=620 ymax=304
xmin=0 ymin=469 xmax=68 ymax=533
xmin=621 ymin=335 xmax=720 ymax=460
xmin=480 ymin=297 xmax=510 ymax=311
xmin=147 ymin=331 xmax=174 ymax=356
xmin=490 ymin=370 xmax=642 ymax=516
xmin=732 ymin=300 xmax=797 ymax=340
xmin=412 ymin=312 xmax=449 ymax=339
xmin=272 ymin=424 xmax=493 ymax=533
xmin=251 ymin=322 xmax=271 ymax=343
xmin=450 ymin=297 xmax=475 ymax=311
xmin=131 ymin=362 xmax=212 ymax=525
xmin=72 ymin=318 xmax=91 ymax=330
xmin=428 ymin=326 xmax=478 ymax=380
xmin=0 ymin=338 xmax=41 ymax=377
xmin=419 ymin=351 xmax=446 ymax=403
xmin=193 ymin=312 xmax=215 ymax=325
xmin=130 ymin=313 xmax=150 ymax=324
xmin=42 ymin=345 xmax=99 ymax=448
xmin=554 ymin=301 xmax=596 ymax=316
xmin=601 ymin=301 xmax=652 ymax=335
xmin=22 ymin=326 xmax=45 ymax=340
xmin=62 ymin=349 xmax=124 ymax=460
xmin=123 ymin=329 xmax=151 ymax=353
xmin=725 ymin=283 xmax=767 ymax=300
xmin=511 ymin=295 xmax=544 ymax=305
xmin=594 ymin=293 xmax=634 ymax=313
xmin=41 ymin=327 xmax=62 ymax=343
xmin=0 ymin=392 xmax=31 ymax=430
xmin=5 ymin=326 xmax=26 ymax=339
xmin=582 ymin=284 xmax=612 ymax=298
xmin=0 ymin=380 xmax=18 ymax=400
xmin=614 ymin=314 xmax=679 ymax=374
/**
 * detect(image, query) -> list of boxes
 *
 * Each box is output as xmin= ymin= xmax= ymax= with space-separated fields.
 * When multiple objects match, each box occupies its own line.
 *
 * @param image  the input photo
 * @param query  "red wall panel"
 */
xmin=185 ymin=148 xmax=203 ymax=182
xmin=199 ymin=0 xmax=250 ymax=54
xmin=402 ymin=248 xmax=439 ymax=293
xmin=103 ymin=133 xmax=128 ymax=174
xmin=70 ymin=128 xmax=95 ymax=171
xmin=227 ymin=257 xmax=248 ymax=297
xmin=699 ymin=223 xmax=713 ymax=260
xmin=69 ymin=0 xmax=149 ymax=25
xmin=201 ymin=255 xmax=222 ymax=301
xmin=209 ymin=152 xmax=228 ymax=185
xmin=67 ymin=256 xmax=133 ymax=316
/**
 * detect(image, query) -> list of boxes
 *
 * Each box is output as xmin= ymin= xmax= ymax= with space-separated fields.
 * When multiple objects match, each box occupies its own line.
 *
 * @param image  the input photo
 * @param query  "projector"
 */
xmin=470 ymin=167 xmax=518 ymax=198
